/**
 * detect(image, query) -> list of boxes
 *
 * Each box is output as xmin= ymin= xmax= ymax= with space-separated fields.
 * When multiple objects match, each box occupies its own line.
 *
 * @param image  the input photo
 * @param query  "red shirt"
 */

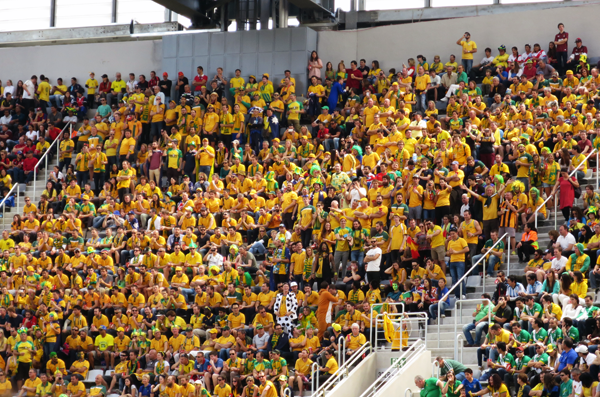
xmin=48 ymin=127 xmax=61 ymax=142
xmin=317 ymin=128 xmax=329 ymax=140
xmin=99 ymin=81 xmax=111 ymax=94
xmin=193 ymin=75 xmax=208 ymax=92
xmin=22 ymin=157 xmax=38 ymax=172
xmin=149 ymin=77 xmax=159 ymax=88
xmin=555 ymin=32 xmax=569 ymax=52
xmin=347 ymin=68 xmax=363 ymax=91
xmin=558 ymin=176 xmax=576 ymax=209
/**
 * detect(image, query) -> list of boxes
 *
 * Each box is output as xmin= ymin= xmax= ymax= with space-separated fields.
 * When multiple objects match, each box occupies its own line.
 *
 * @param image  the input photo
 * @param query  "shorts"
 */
xmin=408 ymin=205 xmax=423 ymax=220
xmin=431 ymin=245 xmax=446 ymax=261
xmin=16 ymin=361 xmax=30 ymax=381
xmin=498 ymin=226 xmax=516 ymax=238
xmin=542 ymin=182 xmax=552 ymax=188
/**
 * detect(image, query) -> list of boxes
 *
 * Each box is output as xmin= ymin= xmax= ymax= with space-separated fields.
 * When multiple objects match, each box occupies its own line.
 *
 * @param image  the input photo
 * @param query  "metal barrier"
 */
xmin=0 ymin=183 xmax=20 ymax=220
xmin=432 ymin=360 xmax=439 ymax=378
xmin=405 ymin=388 xmax=414 ymax=397
xmin=450 ymin=298 xmax=492 ymax=358
xmin=372 ymin=311 xmax=428 ymax=350
xmin=32 ymin=123 xmax=70 ymax=199
xmin=507 ymin=236 xmax=511 ymax=276
xmin=437 ymin=233 xmax=507 ymax=347
xmin=311 ymin=362 xmax=320 ymax=395
xmin=534 ymin=193 xmax=554 ymax=229
xmin=369 ymin=302 xmax=404 ymax=345
xmin=455 ymin=334 xmax=465 ymax=363
xmin=358 ymin=339 xmax=426 ymax=397
xmin=310 ymin=342 xmax=372 ymax=397
xmin=337 ymin=335 xmax=346 ymax=368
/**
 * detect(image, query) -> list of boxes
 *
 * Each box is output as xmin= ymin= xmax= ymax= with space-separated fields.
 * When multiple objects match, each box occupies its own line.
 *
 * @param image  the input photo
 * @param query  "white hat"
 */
xmin=575 ymin=345 xmax=589 ymax=354
xmin=290 ymin=282 xmax=298 ymax=287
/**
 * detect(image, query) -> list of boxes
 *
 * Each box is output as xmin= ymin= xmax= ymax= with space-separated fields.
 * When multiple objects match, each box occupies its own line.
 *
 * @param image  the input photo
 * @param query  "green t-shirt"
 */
xmin=445 ymin=380 xmax=462 ymax=397
xmin=560 ymin=379 xmax=573 ymax=397
xmin=475 ymin=303 xmax=493 ymax=322
xmin=567 ymin=326 xmax=579 ymax=343
xmin=548 ymin=328 xmax=563 ymax=345
xmin=514 ymin=330 xmax=532 ymax=344
xmin=524 ymin=302 xmax=543 ymax=317
xmin=531 ymin=327 xmax=548 ymax=343
xmin=421 ymin=378 xmax=441 ymax=397
xmin=515 ymin=355 xmax=531 ymax=371
xmin=334 ymin=227 xmax=352 ymax=252
xmin=440 ymin=359 xmax=468 ymax=376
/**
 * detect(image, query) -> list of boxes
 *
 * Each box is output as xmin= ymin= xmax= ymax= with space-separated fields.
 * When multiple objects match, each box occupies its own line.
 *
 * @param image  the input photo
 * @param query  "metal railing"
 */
xmin=32 ymin=123 xmax=70 ymax=199
xmin=437 ymin=233 xmax=508 ymax=347
xmin=369 ymin=302 xmax=404 ymax=346
xmin=449 ymin=298 xmax=492 ymax=358
xmin=534 ymin=193 xmax=554 ymax=229
xmin=311 ymin=341 xmax=372 ymax=397
xmin=0 ymin=183 xmax=20 ymax=220
xmin=337 ymin=335 xmax=346 ymax=368
xmin=506 ymin=236 xmax=511 ymax=276
xmin=405 ymin=388 xmax=414 ymax=397
xmin=358 ymin=339 xmax=426 ymax=397
xmin=372 ymin=311 xmax=428 ymax=350
xmin=432 ymin=360 xmax=439 ymax=378
xmin=455 ymin=334 xmax=465 ymax=362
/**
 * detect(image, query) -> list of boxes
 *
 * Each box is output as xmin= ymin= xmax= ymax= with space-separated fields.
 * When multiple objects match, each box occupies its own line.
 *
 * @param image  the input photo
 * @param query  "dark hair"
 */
xmin=489 ymin=374 xmax=504 ymax=390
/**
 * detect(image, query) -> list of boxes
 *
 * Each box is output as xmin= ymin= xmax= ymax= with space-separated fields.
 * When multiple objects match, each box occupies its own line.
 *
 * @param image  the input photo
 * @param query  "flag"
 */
xmin=406 ymin=236 xmax=420 ymax=259
xmin=383 ymin=313 xmax=394 ymax=343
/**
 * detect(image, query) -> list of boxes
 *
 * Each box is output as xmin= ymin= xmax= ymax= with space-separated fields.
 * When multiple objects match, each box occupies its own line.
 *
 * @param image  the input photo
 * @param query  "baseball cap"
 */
xmin=163 ymin=72 xmax=169 ymax=77
xmin=332 ymin=323 xmax=342 ymax=332
xmin=575 ymin=345 xmax=589 ymax=354
xmin=117 ymin=327 xmax=125 ymax=332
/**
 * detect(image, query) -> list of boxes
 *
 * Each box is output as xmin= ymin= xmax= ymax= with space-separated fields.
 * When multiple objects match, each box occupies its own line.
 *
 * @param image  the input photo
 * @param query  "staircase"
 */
xmin=427 ymin=168 xmax=600 ymax=377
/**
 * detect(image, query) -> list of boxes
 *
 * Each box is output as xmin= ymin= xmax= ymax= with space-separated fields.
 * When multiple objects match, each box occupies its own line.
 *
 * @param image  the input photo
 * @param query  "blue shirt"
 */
xmin=461 ymin=378 xmax=482 ymax=395
xmin=194 ymin=359 xmax=210 ymax=372
xmin=557 ymin=348 xmax=578 ymax=371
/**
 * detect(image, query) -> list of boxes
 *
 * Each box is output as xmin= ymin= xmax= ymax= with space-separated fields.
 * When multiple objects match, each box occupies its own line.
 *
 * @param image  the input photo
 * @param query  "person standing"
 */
xmin=447 ymin=227 xmax=470 ymax=299
xmin=364 ymin=238 xmax=383 ymax=286
xmin=555 ymin=23 xmax=569 ymax=76
xmin=457 ymin=32 xmax=478 ymax=74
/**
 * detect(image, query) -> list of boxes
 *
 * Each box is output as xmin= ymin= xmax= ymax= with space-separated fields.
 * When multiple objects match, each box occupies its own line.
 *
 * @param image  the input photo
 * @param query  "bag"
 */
xmin=574 ymin=185 xmax=582 ymax=199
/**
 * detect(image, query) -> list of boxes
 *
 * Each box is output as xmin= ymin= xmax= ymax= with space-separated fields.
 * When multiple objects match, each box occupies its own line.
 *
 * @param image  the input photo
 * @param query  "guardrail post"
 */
xmin=507 ymin=236 xmax=511 ymax=276
xmin=597 ymin=151 xmax=599 ymax=189
xmin=554 ymin=195 xmax=558 ymax=230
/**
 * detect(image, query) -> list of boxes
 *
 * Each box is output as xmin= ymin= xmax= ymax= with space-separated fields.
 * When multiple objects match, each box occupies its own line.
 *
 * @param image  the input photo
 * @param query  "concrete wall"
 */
xmin=0 ymin=40 xmax=162 ymax=88
xmin=329 ymin=352 xmax=379 ymax=397
xmin=376 ymin=350 xmax=433 ymax=397
xmin=318 ymin=3 xmax=600 ymax=72
xmin=161 ymin=27 xmax=317 ymax=98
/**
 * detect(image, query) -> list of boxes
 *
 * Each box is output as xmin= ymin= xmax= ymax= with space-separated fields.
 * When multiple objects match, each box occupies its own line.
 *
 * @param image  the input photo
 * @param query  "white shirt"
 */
xmin=23 ymin=80 xmax=35 ymax=99
xmin=551 ymin=256 xmax=567 ymax=271
xmin=126 ymin=80 xmax=138 ymax=93
xmin=25 ymin=130 xmax=39 ymax=141
xmin=408 ymin=120 xmax=427 ymax=138
xmin=147 ymin=215 xmax=162 ymax=231
xmin=430 ymin=75 xmax=441 ymax=87
xmin=206 ymin=253 xmax=224 ymax=270
xmin=349 ymin=187 xmax=366 ymax=206
xmin=557 ymin=233 xmax=576 ymax=251
xmin=480 ymin=55 xmax=495 ymax=65
xmin=365 ymin=247 xmax=382 ymax=272
xmin=0 ymin=115 xmax=11 ymax=125
xmin=460 ymin=204 xmax=470 ymax=217
xmin=64 ymin=115 xmax=78 ymax=124
xmin=3 ymin=86 xmax=14 ymax=97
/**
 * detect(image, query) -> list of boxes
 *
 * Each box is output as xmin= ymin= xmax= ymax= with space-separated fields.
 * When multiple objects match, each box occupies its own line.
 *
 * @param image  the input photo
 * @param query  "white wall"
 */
xmin=318 ymin=3 xmax=600 ymax=72
xmin=329 ymin=352 xmax=379 ymax=397
xmin=0 ymin=40 xmax=162 ymax=88
xmin=376 ymin=350 xmax=433 ymax=397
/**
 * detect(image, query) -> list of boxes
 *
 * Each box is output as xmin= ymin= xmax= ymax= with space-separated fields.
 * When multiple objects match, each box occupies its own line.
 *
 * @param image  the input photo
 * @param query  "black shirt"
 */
xmin=177 ymin=77 xmax=189 ymax=97
xmin=138 ymin=81 xmax=149 ymax=91
xmin=159 ymin=79 xmax=172 ymax=97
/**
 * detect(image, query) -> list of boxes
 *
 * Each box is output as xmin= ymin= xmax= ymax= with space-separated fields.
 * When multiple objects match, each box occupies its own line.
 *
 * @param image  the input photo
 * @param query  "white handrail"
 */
xmin=373 ymin=312 xmax=428 ymax=350
xmin=437 ymin=233 xmax=508 ymax=347
xmin=33 ymin=123 xmax=70 ymax=199
xmin=452 ymin=298 xmax=492 ymax=357
xmin=0 ymin=183 xmax=20 ymax=220
xmin=358 ymin=339 xmax=426 ymax=397
xmin=337 ymin=335 xmax=346 ymax=368
xmin=455 ymin=334 xmax=465 ymax=363
xmin=534 ymin=193 xmax=554 ymax=229
xmin=370 ymin=302 xmax=404 ymax=346
xmin=310 ymin=361 xmax=319 ymax=395
xmin=311 ymin=342 xmax=372 ymax=397
xmin=405 ymin=388 xmax=414 ymax=397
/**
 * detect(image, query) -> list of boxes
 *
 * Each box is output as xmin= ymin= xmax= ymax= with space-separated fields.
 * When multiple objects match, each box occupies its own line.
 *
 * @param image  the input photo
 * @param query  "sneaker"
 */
xmin=511 ymin=251 xmax=516 ymax=255
xmin=462 ymin=294 xmax=467 ymax=299
xmin=440 ymin=97 xmax=448 ymax=102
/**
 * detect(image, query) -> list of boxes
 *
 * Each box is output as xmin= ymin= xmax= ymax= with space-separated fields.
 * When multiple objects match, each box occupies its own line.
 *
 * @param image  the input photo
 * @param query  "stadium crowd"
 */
xmin=0 ymin=20 xmax=599 ymax=397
